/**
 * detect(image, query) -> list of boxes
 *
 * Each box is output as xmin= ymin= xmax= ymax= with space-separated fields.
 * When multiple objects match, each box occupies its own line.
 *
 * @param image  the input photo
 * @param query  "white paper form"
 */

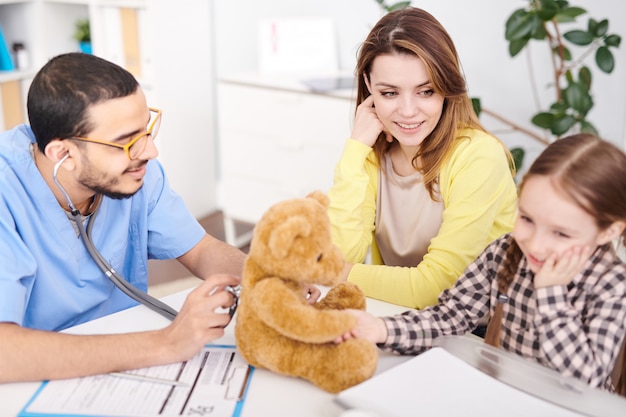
xmin=19 ymin=346 xmax=252 ymax=417
xmin=335 ymin=347 xmax=586 ymax=417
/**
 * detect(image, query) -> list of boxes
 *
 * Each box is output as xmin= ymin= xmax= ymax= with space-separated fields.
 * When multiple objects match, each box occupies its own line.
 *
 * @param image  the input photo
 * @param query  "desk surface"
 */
xmin=0 ymin=287 xmax=409 ymax=417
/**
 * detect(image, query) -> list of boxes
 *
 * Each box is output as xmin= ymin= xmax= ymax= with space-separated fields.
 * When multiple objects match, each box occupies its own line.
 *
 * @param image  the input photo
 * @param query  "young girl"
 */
xmin=337 ymin=133 xmax=626 ymax=392
xmin=327 ymin=7 xmax=517 ymax=310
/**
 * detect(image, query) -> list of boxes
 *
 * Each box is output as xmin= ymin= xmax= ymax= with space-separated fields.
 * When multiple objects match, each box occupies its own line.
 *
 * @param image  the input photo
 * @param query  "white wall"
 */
xmin=213 ymin=0 xmax=381 ymax=77
xmin=213 ymin=0 xmax=626 ymax=170
xmin=147 ymin=0 xmax=217 ymax=218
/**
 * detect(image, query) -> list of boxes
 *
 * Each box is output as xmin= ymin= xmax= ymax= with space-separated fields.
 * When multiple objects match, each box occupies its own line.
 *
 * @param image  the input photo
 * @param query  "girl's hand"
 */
xmin=534 ymin=246 xmax=593 ymax=288
xmin=333 ymin=309 xmax=388 ymax=345
xmin=351 ymin=95 xmax=391 ymax=147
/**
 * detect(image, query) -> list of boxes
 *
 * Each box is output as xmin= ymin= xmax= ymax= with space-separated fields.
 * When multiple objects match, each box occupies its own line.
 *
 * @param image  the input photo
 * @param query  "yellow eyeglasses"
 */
xmin=70 ymin=108 xmax=162 ymax=160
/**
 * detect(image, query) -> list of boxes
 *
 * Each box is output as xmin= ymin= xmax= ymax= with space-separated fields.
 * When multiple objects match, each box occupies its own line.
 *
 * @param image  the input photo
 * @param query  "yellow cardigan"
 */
xmin=327 ymin=128 xmax=518 ymax=309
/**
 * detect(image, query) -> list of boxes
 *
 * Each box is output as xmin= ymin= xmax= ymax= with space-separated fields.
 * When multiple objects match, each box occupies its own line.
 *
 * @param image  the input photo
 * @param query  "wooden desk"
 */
xmin=0 ymin=288 xmax=409 ymax=417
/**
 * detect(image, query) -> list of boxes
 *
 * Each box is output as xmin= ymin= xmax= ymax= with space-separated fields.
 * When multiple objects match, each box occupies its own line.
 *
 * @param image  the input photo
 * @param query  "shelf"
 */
xmin=0 ymin=0 xmax=219 ymax=215
xmin=40 ymin=0 xmax=146 ymax=5
xmin=41 ymin=0 xmax=89 ymax=4
xmin=0 ymin=69 xmax=35 ymax=82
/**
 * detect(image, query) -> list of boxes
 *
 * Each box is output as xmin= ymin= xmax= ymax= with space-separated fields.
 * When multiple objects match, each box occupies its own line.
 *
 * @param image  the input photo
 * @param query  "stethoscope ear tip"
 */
xmin=53 ymin=154 xmax=78 ymax=214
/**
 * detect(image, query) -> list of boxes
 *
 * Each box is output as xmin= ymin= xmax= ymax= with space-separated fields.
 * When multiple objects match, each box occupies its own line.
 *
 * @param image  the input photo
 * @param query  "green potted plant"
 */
xmin=73 ymin=19 xmax=92 ymax=54
xmin=476 ymin=1 xmax=620 ymax=145
xmin=473 ymin=0 xmax=621 ymax=175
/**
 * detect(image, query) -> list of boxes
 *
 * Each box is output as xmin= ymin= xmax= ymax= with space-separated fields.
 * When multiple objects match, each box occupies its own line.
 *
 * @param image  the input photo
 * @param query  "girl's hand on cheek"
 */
xmin=534 ymin=246 xmax=593 ymax=288
xmin=352 ymin=95 xmax=387 ymax=147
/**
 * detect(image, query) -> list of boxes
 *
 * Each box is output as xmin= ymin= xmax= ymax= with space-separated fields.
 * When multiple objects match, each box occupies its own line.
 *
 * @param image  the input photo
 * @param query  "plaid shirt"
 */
xmin=381 ymin=234 xmax=626 ymax=390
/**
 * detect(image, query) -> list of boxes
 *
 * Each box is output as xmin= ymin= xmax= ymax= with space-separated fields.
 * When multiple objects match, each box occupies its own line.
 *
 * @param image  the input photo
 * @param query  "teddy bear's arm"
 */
xmin=249 ymin=278 xmax=358 ymax=344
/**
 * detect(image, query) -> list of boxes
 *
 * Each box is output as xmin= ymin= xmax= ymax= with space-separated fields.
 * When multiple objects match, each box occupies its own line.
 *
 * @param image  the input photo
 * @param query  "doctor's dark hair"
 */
xmin=355 ymin=7 xmax=511 ymax=200
xmin=485 ymin=133 xmax=626 ymax=394
xmin=27 ymin=52 xmax=139 ymax=152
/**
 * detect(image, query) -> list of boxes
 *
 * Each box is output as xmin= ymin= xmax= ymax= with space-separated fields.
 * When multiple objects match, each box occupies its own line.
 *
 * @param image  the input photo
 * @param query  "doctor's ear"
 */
xmin=44 ymin=140 xmax=76 ymax=169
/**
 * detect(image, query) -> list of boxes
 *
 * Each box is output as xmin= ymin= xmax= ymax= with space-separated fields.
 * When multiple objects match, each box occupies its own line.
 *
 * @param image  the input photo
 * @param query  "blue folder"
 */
xmin=0 ymin=24 xmax=15 ymax=71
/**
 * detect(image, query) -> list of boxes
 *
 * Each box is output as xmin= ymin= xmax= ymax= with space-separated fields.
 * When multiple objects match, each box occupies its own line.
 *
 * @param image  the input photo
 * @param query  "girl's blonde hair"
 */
xmin=355 ymin=7 xmax=511 ymax=199
xmin=485 ymin=133 xmax=626 ymax=395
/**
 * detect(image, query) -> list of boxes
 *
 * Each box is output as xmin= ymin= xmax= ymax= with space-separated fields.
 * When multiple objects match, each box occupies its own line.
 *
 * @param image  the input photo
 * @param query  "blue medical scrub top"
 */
xmin=0 ymin=125 xmax=206 ymax=331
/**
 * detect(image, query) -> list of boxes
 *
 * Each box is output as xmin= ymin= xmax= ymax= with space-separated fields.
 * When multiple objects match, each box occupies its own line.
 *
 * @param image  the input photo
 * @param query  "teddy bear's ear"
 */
xmin=268 ymin=216 xmax=311 ymax=259
xmin=305 ymin=190 xmax=329 ymax=208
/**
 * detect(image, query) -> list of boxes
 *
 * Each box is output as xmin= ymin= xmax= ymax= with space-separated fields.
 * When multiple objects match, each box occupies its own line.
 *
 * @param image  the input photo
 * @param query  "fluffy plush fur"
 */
xmin=235 ymin=191 xmax=378 ymax=393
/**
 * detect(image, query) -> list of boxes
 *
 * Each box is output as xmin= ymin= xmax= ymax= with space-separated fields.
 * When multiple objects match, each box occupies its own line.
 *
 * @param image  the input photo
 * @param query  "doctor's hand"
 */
xmin=351 ymin=95 xmax=392 ymax=147
xmin=302 ymin=283 xmax=321 ymax=305
xmin=333 ymin=309 xmax=388 ymax=345
xmin=157 ymin=273 xmax=239 ymax=362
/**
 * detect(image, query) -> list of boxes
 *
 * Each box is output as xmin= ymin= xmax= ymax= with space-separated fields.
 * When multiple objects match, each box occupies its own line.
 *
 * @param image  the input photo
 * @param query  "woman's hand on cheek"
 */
xmin=534 ymin=246 xmax=593 ymax=288
xmin=352 ymin=95 xmax=386 ymax=147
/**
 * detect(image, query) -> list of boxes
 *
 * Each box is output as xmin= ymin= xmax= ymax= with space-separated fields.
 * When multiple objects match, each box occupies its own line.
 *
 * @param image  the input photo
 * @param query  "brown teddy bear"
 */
xmin=234 ymin=191 xmax=378 ymax=393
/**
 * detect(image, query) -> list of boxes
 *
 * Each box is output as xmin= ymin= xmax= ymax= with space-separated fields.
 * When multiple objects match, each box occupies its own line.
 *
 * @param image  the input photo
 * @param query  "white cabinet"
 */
xmin=0 ymin=0 xmax=218 ymax=218
xmin=217 ymin=74 xmax=354 ymax=246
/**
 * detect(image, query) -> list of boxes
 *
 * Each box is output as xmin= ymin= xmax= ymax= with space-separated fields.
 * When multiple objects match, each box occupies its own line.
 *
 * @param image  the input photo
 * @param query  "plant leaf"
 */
xmin=563 ymin=30 xmax=593 ymax=45
xmin=509 ymin=38 xmax=529 ymax=57
xmin=579 ymin=66 xmax=592 ymax=89
xmin=554 ymin=14 xmax=576 ymax=23
xmin=580 ymin=120 xmax=599 ymax=135
xmin=530 ymin=22 xmax=548 ymax=40
xmin=510 ymin=147 xmax=525 ymax=173
xmin=555 ymin=6 xmax=586 ymax=23
xmin=471 ymin=97 xmax=482 ymax=117
xmin=554 ymin=0 xmax=569 ymax=9
xmin=550 ymin=101 xmax=568 ymax=112
xmin=531 ymin=112 xmax=555 ymax=129
xmin=553 ymin=45 xmax=571 ymax=61
xmin=604 ymin=34 xmax=621 ymax=47
xmin=505 ymin=9 xmax=537 ymax=41
xmin=570 ymin=83 xmax=593 ymax=115
xmin=593 ymin=19 xmax=609 ymax=37
xmin=537 ymin=0 xmax=558 ymax=20
xmin=595 ymin=46 xmax=615 ymax=73
xmin=588 ymin=18 xmax=598 ymax=35
xmin=551 ymin=115 xmax=576 ymax=136
xmin=387 ymin=1 xmax=411 ymax=12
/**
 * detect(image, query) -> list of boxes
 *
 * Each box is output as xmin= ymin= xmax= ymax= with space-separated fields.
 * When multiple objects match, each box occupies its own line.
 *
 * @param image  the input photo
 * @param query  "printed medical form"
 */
xmin=19 ymin=346 xmax=252 ymax=417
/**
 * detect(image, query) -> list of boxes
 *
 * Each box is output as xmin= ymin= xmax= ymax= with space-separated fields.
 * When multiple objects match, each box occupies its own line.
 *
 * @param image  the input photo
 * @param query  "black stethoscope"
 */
xmin=52 ymin=154 xmax=179 ymax=320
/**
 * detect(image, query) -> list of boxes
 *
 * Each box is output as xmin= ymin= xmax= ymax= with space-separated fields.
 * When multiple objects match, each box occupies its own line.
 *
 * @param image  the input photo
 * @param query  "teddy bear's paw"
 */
xmin=317 ymin=282 xmax=366 ymax=311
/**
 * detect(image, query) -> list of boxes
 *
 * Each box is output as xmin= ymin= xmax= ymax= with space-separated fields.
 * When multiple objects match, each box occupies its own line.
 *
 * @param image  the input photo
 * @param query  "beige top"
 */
xmin=375 ymin=153 xmax=444 ymax=267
